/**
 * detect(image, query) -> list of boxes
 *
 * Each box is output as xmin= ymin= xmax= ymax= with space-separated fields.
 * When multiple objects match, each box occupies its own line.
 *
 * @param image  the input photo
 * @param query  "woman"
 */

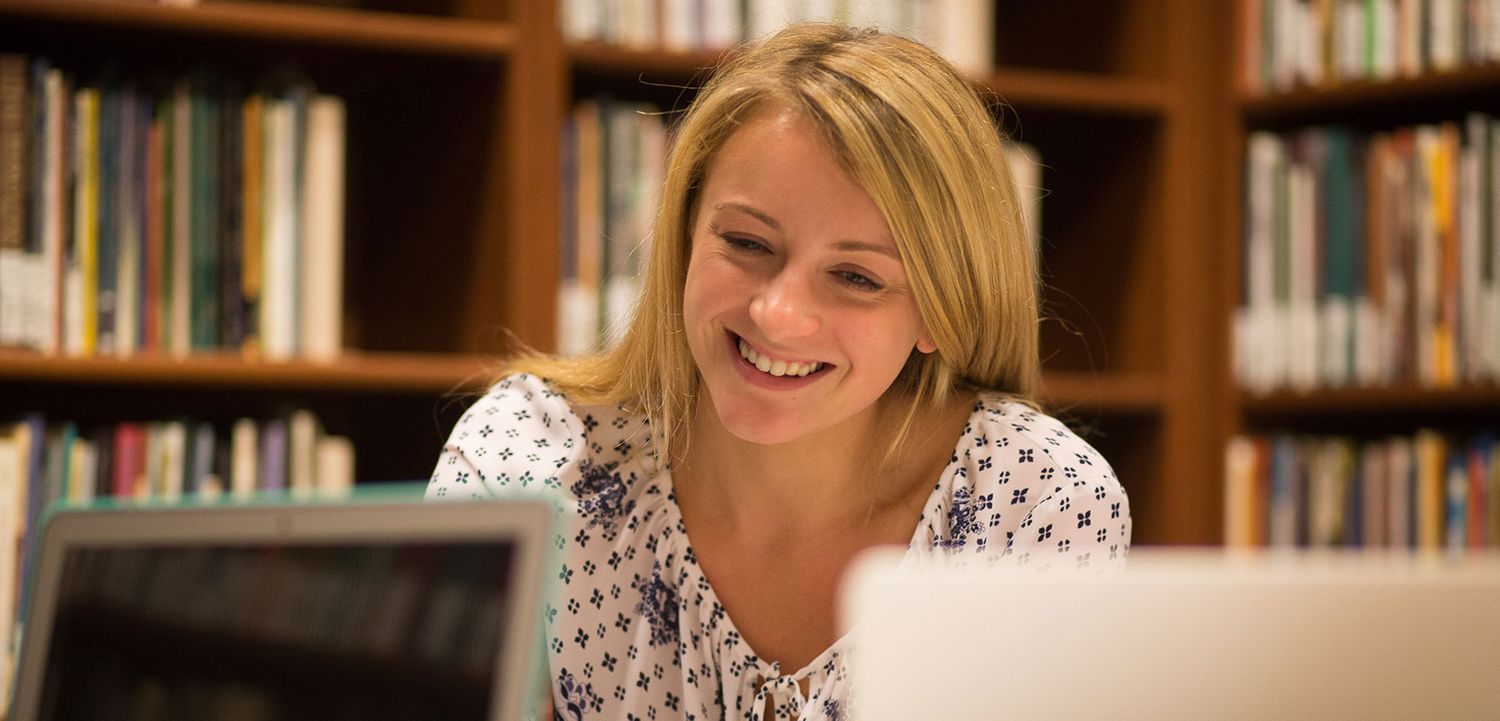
xmin=427 ymin=22 xmax=1130 ymax=721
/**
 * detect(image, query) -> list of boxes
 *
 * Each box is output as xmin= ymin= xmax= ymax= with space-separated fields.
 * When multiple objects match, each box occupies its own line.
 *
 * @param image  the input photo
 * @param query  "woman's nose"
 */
xmin=748 ymin=274 xmax=820 ymax=340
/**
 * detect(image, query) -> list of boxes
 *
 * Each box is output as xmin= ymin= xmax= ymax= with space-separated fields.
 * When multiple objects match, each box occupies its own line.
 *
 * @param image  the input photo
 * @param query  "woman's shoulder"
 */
xmin=963 ymin=393 xmax=1116 ymax=484
xmin=427 ymin=373 xmax=659 ymax=501
xmin=922 ymin=392 xmax=1130 ymax=561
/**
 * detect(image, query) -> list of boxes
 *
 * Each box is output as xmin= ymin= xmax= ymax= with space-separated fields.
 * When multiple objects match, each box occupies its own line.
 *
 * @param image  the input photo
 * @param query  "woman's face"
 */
xmin=682 ymin=108 xmax=935 ymax=447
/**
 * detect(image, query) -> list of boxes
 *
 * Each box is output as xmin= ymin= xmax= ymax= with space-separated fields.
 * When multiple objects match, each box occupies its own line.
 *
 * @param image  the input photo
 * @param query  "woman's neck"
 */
xmin=673 ymin=389 xmax=974 ymax=543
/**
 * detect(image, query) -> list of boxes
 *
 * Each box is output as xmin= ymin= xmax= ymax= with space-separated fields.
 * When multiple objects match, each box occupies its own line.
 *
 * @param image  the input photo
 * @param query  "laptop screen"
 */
xmin=37 ymin=541 xmax=517 ymax=721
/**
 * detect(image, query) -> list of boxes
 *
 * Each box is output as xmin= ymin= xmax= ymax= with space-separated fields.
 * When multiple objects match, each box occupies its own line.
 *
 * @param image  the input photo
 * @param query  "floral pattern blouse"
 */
xmin=425 ymin=374 xmax=1132 ymax=721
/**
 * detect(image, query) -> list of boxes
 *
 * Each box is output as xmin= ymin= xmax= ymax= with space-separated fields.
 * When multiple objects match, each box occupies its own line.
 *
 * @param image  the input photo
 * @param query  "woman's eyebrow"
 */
xmin=715 ymin=203 xmax=898 ymax=259
xmin=714 ymin=202 xmax=782 ymax=232
xmin=832 ymin=240 xmax=900 ymax=259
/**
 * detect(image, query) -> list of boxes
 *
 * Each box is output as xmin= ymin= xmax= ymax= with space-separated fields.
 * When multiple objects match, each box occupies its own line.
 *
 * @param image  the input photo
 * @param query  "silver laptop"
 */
xmin=9 ymin=492 xmax=552 ymax=721
xmin=841 ymin=549 xmax=1500 ymax=721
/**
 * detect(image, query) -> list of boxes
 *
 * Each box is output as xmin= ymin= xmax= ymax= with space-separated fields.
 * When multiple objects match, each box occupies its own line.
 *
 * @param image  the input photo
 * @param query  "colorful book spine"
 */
xmin=1236 ymin=118 xmax=1500 ymax=392
xmin=1244 ymin=0 xmax=1500 ymax=93
xmin=1226 ymin=427 xmax=1500 ymax=552
xmin=0 ymin=54 xmax=346 ymax=362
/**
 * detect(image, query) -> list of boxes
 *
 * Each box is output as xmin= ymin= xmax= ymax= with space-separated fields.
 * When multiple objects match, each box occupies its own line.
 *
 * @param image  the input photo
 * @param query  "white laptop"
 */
xmin=841 ymin=549 xmax=1500 ymax=721
xmin=8 ymin=490 xmax=553 ymax=721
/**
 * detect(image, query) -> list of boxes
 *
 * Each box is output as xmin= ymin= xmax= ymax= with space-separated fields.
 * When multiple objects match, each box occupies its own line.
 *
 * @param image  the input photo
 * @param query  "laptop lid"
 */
xmin=841 ymin=549 xmax=1500 ymax=721
xmin=10 ymin=493 xmax=552 ymax=721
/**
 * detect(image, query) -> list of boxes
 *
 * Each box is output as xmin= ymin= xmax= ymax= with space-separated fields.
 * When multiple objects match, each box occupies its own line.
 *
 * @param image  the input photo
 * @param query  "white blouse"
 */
xmin=426 ymin=374 xmax=1131 ymax=721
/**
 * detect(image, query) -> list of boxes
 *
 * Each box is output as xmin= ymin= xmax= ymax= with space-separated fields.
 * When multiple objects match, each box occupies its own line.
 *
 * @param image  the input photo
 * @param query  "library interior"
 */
xmin=2 ymin=0 xmax=1500 ymax=718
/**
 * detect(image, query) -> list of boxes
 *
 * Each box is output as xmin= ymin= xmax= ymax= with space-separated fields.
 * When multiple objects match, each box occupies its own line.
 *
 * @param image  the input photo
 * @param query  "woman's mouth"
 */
xmin=728 ymin=332 xmax=832 ymax=380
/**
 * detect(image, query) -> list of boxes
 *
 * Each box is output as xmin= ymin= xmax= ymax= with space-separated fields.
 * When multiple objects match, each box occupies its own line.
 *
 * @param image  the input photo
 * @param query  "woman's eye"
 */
xmin=721 ymin=234 xmax=768 ymax=253
xmin=836 ymin=270 xmax=883 ymax=291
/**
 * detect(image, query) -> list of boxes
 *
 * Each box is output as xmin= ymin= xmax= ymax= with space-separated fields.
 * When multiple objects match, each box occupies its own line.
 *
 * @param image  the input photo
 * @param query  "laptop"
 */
xmin=8 ymin=491 xmax=553 ymax=721
xmin=841 ymin=548 xmax=1500 ymax=721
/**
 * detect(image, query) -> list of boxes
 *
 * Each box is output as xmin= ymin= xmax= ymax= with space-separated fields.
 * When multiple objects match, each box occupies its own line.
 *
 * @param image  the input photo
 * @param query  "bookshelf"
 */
xmin=1223 ymin=1 xmax=1500 ymax=548
xmin=0 ymin=0 xmax=1233 ymax=555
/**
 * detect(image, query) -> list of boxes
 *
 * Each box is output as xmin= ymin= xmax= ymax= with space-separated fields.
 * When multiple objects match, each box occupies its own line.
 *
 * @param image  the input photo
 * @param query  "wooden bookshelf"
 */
xmin=979 ymin=69 xmax=1178 ymax=116
xmin=1241 ymin=386 xmax=1500 ymax=417
xmin=1222 ymin=2 xmax=1500 ymax=545
xmin=0 ymin=0 xmax=1235 ymax=547
xmin=1240 ymin=64 xmax=1500 ymax=126
xmin=0 ymin=0 xmax=517 ymax=57
xmin=1040 ymin=371 xmax=1165 ymax=414
xmin=0 ymin=349 xmax=497 ymax=393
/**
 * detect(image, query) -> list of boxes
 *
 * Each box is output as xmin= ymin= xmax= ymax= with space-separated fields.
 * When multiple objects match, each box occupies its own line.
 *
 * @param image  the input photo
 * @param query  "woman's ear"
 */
xmin=916 ymin=328 xmax=937 ymax=354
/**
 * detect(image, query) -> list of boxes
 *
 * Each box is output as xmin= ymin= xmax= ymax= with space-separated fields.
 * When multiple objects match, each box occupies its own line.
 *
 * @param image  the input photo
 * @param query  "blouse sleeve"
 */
xmin=425 ymin=373 xmax=587 ymax=502
xmin=1005 ymin=473 xmax=1131 ymax=571
xmin=955 ymin=400 xmax=1132 ymax=572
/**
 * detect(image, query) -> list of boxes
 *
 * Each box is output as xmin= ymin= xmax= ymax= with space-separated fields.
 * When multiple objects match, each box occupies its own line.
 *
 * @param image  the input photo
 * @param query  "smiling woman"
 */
xmin=426 ymin=22 xmax=1131 ymax=721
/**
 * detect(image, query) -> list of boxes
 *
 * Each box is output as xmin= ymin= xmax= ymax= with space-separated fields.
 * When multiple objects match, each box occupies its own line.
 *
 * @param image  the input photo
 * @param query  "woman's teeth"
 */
xmin=738 ymin=338 xmax=822 ymax=377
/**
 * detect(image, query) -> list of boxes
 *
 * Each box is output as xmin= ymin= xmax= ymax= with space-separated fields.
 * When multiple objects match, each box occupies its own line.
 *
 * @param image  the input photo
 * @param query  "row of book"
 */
xmin=562 ymin=0 xmax=996 ymax=76
xmin=0 ymin=412 xmax=355 ymax=707
xmin=0 ymin=54 xmax=346 ymax=362
xmin=556 ymin=99 xmax=666 ymax=357
xmin=1224 ymin=430 xmax=1500 ymax=550
xmin=1234 ymin=117 xmax=1500 ymax=393
xmin=1243 ymin=0 xmax=1500 ymax=94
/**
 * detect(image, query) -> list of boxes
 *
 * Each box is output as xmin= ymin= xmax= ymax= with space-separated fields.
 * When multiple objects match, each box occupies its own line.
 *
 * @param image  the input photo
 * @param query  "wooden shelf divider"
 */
xmin=1240 ymin=385 xmax=1500 ymax=417
xmin=1040 ymin=371 xmax=1165 ymax=414
xmin=1239 ymin=63 xmax=1500 ymax=125
xmin=0 ymin=350 xmax=499 ymax=393
xmin=0 ymin=0 xmax=517 ymax=58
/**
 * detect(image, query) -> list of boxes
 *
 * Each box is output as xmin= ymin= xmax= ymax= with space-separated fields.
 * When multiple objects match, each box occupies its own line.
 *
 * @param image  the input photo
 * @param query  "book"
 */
xmin=189 ymin=421 xmax=217 ymax=496
xmin=0 ymin=428 xmax=19 ymax=713
xmin=189 ymin=72 xmax=221 ymax=351
xmin=288 ymin=409 xmax=320 ymax=499
xmin=315 ymin=434 xmax=354 ymax=494
xmin=97 ymin=76 xmax=120 ymax=356
xmin=160 ymin=420 xmax=188 ymax=502
xmin=259 ymin=417 xmax=288 ymax=492
xmin=241 ymin=93 xmax=265 ymax=357
xmin=112 ymin=423 xmax=146 ymax=499
xmin=231 ymin=417 xmax=258 ymax=499
xmin=171 ymin=76 xmax=192 ymax=357
xmin=299 ymin=93 xmax=345 ymax=362
xmin=1359 ymin=440 xmax=1389 ymax=546
xmin=1224 ymin=435 xmax=1259 ymax=547
xmin=41 ymin=66 xmax=70 ymax=356
xmin=1414 ymin=428 xmax=1448 ymax=549
xmin=261 ymin=95 xmax=299 ymax=361
xmin=0 ymin=54 xmax=29 ymax=348
xmin=218 ymin=80 xmax=246 ymax=350
xmin=115 ymin=82 xmax=144 ymax=357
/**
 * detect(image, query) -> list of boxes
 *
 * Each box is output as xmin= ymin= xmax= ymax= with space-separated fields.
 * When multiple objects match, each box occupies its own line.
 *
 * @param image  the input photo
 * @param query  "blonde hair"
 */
xmin=510 ymin=23 xmax=1039 ymax=464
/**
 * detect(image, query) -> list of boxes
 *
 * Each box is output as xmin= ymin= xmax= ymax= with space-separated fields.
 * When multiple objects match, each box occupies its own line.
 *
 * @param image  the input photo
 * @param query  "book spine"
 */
xmin=259 ymin=417 xmax=287 ymax=493
xmin=219 ymin=81 xmax=245 ymax=351
xmin=171 ymin=78 xmax=192 ymax=357
xmin=299 ymin=94 xmax=345 ymax=362
xmin=0 ymin=55 xmax=28 ymax=349
xmin=74 ymin=87 xmax=100 ymax=356
xmin=189 ymin=75 xmax=220 ymax=351
xmin=43 ymin=68 xmax=69 ymax=356
xmin=241 ymin=93 xmax=264 ymax=357
xmin=96 ymin=79 xmax=119 ymax=356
